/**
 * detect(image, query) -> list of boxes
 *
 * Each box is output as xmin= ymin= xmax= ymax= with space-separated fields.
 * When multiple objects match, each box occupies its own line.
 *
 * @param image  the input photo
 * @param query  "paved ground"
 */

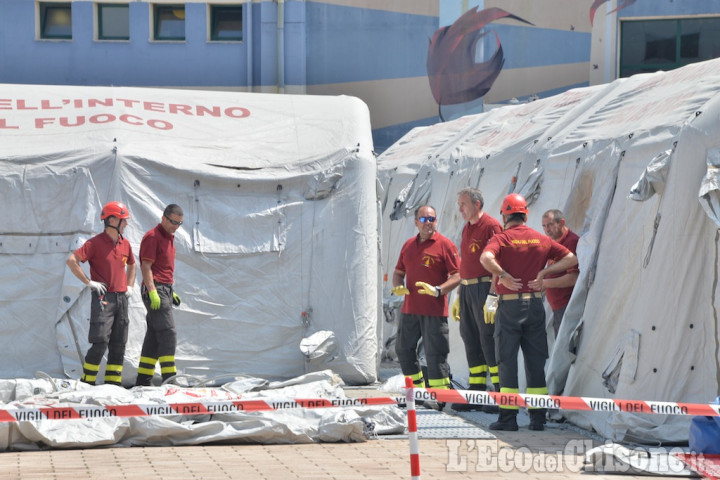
xmin=0 ymin=384 xmax=688 ymax=480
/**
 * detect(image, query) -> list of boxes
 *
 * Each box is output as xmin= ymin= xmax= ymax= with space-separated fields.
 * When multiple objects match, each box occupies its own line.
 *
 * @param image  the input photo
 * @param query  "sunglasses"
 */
xmin=418 ymin=216 xmax=436 ymax=223
xmin=164 ymin=215 xmax=183 ymax=226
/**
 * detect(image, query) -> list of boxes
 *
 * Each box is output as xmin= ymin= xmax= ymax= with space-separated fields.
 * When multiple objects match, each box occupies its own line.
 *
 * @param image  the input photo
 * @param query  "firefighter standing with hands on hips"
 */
xmin=135 ymin=204 xmax=184 ymax=386
xmin=391 ymin=205 xmax=460 ymax=399
xmin=480 ymin=194 xmax=577 ymax=431
xmin=66 ymin=201 xmax=136 ymax=386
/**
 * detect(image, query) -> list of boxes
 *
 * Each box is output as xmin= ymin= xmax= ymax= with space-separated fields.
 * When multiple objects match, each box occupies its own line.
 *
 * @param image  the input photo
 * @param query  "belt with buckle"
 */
xmin=498 ymin=292 xmax=542 ymax=301
xmin=460 ymin=276 xmax=492 ymax=286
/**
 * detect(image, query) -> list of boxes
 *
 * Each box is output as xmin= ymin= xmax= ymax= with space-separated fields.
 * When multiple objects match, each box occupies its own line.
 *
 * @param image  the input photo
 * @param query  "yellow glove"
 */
xmin=391 ymin=285 xmax=410 ymax=296
xmin=451 ymin=296 xmax=460 ymax=322
xmin=415 ymin=281 xmax=441 ymax=297
xmin=483 ymin=294 xmax=498 ymax=324
xmin=148 ymin=290 xmax=161 ymax=310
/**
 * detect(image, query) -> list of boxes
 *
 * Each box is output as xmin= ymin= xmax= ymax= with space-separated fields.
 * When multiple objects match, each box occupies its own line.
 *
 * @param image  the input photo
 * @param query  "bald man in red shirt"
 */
xmin=392 ymin=205 xmax=460 ymax=397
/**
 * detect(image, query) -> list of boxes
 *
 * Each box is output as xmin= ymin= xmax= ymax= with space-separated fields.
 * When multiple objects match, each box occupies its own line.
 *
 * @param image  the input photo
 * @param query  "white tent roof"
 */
xmin=0 ymin=84 xmax=379 ymax=385
xmin=378 ymin=58 xmax=720 ymax=443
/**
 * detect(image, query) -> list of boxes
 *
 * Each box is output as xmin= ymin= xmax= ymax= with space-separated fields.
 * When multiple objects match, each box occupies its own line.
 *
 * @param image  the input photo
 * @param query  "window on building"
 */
xmin=210 ymin=5 xmax=243 ymax=42
xmin=154 ymin=4 xmax=185 ymax=41
xmin=619 ymin=17 xmax=720 ymax=78
xmin=39 ymin=2 xmax=72 ymax=40
xmin=98 ymin=4 xmax=130 ymax=40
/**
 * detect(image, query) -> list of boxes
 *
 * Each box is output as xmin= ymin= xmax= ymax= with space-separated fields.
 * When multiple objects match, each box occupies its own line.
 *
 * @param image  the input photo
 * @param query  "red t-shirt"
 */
xmin=483 ymin=225 xmax=570 ymax=295
xmin=395 ymin=232 xmax=459 ymax=317
xmin=140 ymin=224 xmax=176 ymax=285
xmin=74 ymin=232 xmax=135 ymax=293
xmin=544 ymin=229 xmax=580 ymax=310
xmin=459 ymin=213 xmax=502 ymax=279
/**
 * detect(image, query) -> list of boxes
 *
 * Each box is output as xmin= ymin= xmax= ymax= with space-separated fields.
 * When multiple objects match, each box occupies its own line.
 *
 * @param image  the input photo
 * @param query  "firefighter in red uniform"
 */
xmin=451 ymin=188 xmax=502 ymax=412
xmin=66 ymin=201 xmax=136 ymax=386
xmin=392 ymin=205 xmax=461 ymax=397
xmin=135 ymin=204 xmax=183 ymax=386
xmin=541 ymin=209 xmax=579 ymax=337
xmin=480 ymin=194 xmax=577 ymax=431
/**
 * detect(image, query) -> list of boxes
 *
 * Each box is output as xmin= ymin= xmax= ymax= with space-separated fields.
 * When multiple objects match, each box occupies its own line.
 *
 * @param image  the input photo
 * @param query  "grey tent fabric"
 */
xmin=378 ymin=58 xmax=720 ymax=443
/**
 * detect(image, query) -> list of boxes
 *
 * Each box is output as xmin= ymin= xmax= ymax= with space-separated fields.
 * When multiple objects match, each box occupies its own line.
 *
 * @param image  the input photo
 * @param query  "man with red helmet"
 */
xmin=480 ymin=194 xmax=577 ymax=431
xmin=135 ymin=204 xmax=184 ymax=387
xmin=66 ymin=201 xmax=136 ymax=386
xmin=392 ymin=205 xmax=460 ymax=402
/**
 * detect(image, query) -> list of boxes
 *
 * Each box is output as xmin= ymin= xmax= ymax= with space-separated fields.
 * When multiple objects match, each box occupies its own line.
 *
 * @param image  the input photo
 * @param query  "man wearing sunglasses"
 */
xmin=392 ymin=205 xmax=460 ymax=406
xmin=135 ymin=204 xmax=184 ymax=387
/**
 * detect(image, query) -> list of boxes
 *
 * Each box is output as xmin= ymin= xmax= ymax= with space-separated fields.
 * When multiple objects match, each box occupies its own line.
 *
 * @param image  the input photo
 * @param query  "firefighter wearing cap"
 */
xmin=451 ymin=187 xmax=502 ymax=413
xmin=391 ymin=205 xmax=460 ymax=398
xmin=66 ymin=201 xmax=136 ymax=386
xmin=480 ymin=194 xmax=577 ymax=431
xmin=135 ymin=204 xmax=184 ymax=386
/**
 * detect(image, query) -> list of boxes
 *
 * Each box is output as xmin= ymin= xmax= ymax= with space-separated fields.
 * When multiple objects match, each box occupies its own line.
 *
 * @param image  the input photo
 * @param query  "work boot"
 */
xmin=529 ymin=409 xmax=547 ymax=431
xmin=482 ymin=383 xmax=500 ymax=413
xmin=451 ymin=401 xmax=481 ymax=412
xmin=489 ymin=409 xmax=518 ymax=431
xmin=135 ymin=374 xmax=153 ymax=387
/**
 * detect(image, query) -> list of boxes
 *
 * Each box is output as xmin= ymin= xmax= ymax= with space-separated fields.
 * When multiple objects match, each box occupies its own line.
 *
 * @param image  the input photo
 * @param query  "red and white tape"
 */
xmin=413 ymin=388 xmax=720 ymax=417
xmin=0 ymin=387 xmax=717 ymax=422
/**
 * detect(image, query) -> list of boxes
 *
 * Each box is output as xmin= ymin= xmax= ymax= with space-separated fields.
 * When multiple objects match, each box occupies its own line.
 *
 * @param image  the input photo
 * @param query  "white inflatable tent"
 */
xmin=0 ymin=84 xmax=379 ymax=386
xmin=378 ymin=57 xmax=720 ymax=443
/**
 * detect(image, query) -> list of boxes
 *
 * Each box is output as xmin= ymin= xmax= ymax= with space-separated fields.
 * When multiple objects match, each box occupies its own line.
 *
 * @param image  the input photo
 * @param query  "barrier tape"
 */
xmin=0 ymin=397 xmax=397 ymax=423
xmin=406 ymin=388 xmax=720 ymax=417
xmin=0 ymin=387 xmax=717 ymax=422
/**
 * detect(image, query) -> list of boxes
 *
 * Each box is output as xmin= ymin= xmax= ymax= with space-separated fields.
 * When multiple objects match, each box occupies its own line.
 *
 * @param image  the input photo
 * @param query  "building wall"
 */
xmin=2 ymin=0 xmax=719 ymax=152
xmin=303 ymin=1 xmax=438 ymax=151
xmin=591 ymin=0 xmax=720 ymax=85
xmin=0 ymin=0 xmax=438 ymax=152
xmin=0 ymin=1 xmax=249 ymax=87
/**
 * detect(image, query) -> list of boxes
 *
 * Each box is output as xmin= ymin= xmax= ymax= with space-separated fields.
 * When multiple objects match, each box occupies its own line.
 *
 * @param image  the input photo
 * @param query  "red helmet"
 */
xmin=500 ymin=193 xmax=528 ymax=216
xmin=101 ymin=201 xmax=130 ymax=220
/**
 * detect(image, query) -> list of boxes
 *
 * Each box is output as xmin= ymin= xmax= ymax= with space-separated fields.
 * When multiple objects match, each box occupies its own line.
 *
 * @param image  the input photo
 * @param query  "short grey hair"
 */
xmin=458 ymin=187 xmax=484 ymax=208
xmin=543 ymin=209 xmax=564 ymax=223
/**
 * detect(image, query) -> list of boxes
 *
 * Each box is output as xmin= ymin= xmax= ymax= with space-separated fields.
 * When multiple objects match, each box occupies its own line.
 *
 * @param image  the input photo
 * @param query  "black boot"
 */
xmin=489 ymin=409 xmax=518 ymax=431
xmin=482 ymin=383 xmax=500 ymax=413
xmin=135 ymin=373 xmax=153 ymax=387
xmin=529 ymin=409 xmax=547 ymax=431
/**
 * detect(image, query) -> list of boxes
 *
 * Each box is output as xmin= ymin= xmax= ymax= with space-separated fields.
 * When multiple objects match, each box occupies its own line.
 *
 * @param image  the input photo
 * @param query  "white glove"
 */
xmin=485 ymin=294 xmax=498 ymax=313
xmin=125 ymin=285 xmax=134 ymax=298
xmin=483 ymin=294 xmax=498 ymax=325
xmin=87 ymin=280 xmax=107 ymax=295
